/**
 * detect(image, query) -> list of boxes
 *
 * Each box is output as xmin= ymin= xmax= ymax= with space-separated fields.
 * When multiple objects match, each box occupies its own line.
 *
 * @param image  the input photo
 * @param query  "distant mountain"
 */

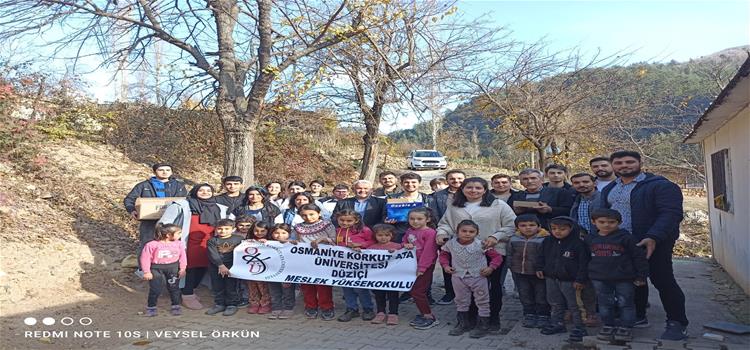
xmin=388 ymin=46 xmax=748 ymax=155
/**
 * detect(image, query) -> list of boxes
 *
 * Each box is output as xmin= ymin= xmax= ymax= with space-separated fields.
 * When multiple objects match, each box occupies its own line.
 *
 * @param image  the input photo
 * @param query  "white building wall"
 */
xmin=702 ymin=106 xmax=750 ymax=294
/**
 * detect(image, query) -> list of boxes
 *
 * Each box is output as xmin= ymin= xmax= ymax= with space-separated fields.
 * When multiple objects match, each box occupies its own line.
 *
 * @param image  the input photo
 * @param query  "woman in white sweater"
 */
xmin=435 ymin=177 xmax=516 ymax=333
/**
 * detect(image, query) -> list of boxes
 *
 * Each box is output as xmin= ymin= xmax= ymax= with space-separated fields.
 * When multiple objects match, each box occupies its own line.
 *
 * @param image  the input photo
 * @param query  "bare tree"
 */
xmin=316 ymin=1 xmax=507 ymax=181
xmin=0 ymin=0 xmax=397 ymax=181
xmin=453 ymin=42 xmax=646 ymax=169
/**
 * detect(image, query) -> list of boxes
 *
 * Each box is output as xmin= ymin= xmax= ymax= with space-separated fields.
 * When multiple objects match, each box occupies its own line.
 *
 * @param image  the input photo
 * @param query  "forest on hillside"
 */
xmin=390 ymin=46 xmax=748 ymax=183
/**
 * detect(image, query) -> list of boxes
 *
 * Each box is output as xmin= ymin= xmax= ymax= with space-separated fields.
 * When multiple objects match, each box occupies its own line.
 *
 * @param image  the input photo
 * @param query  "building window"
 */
xmin=710 ymin=149 xmax=732 ymax=212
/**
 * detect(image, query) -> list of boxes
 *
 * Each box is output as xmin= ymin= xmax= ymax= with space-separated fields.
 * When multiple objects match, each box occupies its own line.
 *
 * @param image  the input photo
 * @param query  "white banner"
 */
xmin=229 ymin=241 xmax=418 ymax=291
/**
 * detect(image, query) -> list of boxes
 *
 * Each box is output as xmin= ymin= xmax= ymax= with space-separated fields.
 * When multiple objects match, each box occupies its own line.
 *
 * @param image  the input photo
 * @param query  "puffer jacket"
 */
xmin=506 ymin=228 xmax=549 ymax=275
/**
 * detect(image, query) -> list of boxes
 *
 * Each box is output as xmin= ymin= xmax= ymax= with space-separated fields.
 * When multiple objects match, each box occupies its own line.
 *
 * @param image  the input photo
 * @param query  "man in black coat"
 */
xmin=124 ymin=163 xmax=188 ymax=268
xmin=600 ymin=151 xmax=688 ymax=340
xmin=332 ymin=180 xmax=385 ymax=228
xmin=509 ymin=168 xmax=573 ymax=229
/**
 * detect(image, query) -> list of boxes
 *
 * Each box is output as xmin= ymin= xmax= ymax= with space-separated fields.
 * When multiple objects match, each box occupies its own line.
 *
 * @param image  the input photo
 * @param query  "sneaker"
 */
xmin=238 ymin=299 xmax=250 ymax=308
xmin=268 ymin=310 xmax=281 ymax=320
xmin=597 ymin=326 xmax=616 ymax=341
xmin=568 ymin=327 xmax=588 ymax=342
xmin=412 ymin=316 xmax=439 ymax=330
xmin=409 ymin=315 xmax=426 ymax=326
xmin=614 ymin=327 xmax=633 ymax=342
xmin=304 ymin=308 xmax=318 ymax=319
xmin=246 ymin=304 xmax=260 ymax=314
xmin=399 ymin=293 xmax=413 ymax=303
xmin=386 ymin=314 xmax=399 ymax=325
xmin=428 ymin=297 xmax=436 ymax=305
xmin=279 ymin=310 xmax=294 ymax=319
xmin=144 ymin=307 xmax=157 ymax=317
xmin=337 ymin=309 xmax=360 ymax=322
xmin=436 ymin=295 xmax=454 ymax=305
xmin=170 ymin=305 xmax=182 ymax=316
xmin=536 ymin=315 xmax=550 ymax=329
xmin=205 ymin=305 xmax=226 ymax=315
xmin=258 ymin=305 xmax=272 ymax=314
xmin=223 ymin=306 xmax=238 ymax=316
xmin=371 ymin=312 xmax=386 ymax=324
xmin=660 ymin=321 xmax=688 ymax=341
xmin=522 ymin=314 xmax=537 ymax=328
xmin=321 ymin=309 xmax=335 ymax=321
xmin=361 ymin=309 xmax=376 ymax=321
xmin=634 ymin=317 xmax=650 ymax=328
xmin=541 ymin=323 xmax=567 ymax=335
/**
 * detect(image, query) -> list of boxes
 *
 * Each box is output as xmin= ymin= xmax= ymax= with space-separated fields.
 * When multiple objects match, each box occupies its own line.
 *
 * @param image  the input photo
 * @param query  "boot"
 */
xmin=449 ymin=312 xmax=470 ymax=336
xmin=469 ymin=317 xmax=490 ymax=338
xmin=182 ymin=294 xmax=203 ymax=310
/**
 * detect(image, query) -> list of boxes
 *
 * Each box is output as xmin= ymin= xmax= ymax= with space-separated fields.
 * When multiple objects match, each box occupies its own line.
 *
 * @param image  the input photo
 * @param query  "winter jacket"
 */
xmin=508 ymin=187 xmax=573 ymax=229
xmin=535 ymin=216 xmax=588 ymax=283
xmin=402 ymin=227 xmax=438 ymax=274
xmin=335 ymin=226 xmax=375 ymax=249
xmin=428 ymin=188 xmax=456 ymax=221
xmin=215 ymin=193 xmax=244 ymax=214
xmin=207 ymin=234 xmax=244 ymax=267
xmin=600 ymin=173 xmax=683 ymax=243
xmin=123 ymin=177 xmax=188 ymax=214
xmin=506 ymin=229 xmax=549 ymax=275
xmin=232 ymin=203 xmax=280 ymax=224
xmin=584 ymin=229 xmax=649 ymax=281
xmin=436 ymin=199 xmax=517 ymax=255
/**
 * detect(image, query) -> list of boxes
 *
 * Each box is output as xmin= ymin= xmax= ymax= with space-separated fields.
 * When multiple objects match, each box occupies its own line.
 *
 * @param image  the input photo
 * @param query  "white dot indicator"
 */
xmin=42 ymin=317 xmax=55 ymax=326
xmin=23 ymin=317 xmax=37 ymax=326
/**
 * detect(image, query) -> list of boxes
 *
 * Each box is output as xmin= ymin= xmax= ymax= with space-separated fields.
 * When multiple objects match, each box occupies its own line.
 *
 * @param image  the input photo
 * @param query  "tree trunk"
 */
xmin=359 ymin=132 xmax=380 ymax=182
xmin=222 ymin=118 xmax=256 ymax=184
xmin=536 ymin=146 xmax=546 ymax=170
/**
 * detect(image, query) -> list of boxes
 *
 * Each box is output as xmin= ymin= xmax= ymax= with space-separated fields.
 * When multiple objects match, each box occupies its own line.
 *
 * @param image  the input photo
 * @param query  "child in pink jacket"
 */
xmin=402 ymin=207 xmax=439 ymax=330
xmin=140 ymin=224 xmax=187 ymax=317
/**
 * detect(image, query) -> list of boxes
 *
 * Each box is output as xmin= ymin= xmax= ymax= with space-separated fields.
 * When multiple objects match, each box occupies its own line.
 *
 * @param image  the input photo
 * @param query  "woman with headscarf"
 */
xmin=158 ymin=183 xmax=233 ymax=310
xmin=232 ymin=186 xmax=280 ymax=224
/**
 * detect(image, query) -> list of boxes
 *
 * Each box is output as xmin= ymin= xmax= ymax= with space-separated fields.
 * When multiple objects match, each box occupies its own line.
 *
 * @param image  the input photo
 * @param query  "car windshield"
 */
xmin=415 ymin=151 xmax=442 ymax=157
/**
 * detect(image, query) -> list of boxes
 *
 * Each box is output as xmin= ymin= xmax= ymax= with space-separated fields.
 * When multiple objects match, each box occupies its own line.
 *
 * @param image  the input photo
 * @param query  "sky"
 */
xmin=380 ymin=0 xmax=750 ymax=132
xmin=9 ymin=0 xmax=748 ymax=132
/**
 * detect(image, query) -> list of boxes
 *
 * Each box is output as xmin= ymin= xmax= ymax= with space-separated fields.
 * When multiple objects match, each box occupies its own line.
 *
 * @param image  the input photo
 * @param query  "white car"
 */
xmin=407 ymin=149 xmax=448 ymax=170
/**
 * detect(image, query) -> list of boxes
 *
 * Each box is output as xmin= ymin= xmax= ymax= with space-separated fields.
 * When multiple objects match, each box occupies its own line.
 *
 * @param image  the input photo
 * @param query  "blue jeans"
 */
xmin=342 ymin=287 xmax=373 ymax=311
xmin=592 ymin=280 xmax=635 ymax=327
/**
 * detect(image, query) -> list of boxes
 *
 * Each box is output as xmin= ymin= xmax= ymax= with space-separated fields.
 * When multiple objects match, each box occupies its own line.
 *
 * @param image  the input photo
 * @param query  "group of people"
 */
xmin=124 ymin=150 xmax=689 ymax=342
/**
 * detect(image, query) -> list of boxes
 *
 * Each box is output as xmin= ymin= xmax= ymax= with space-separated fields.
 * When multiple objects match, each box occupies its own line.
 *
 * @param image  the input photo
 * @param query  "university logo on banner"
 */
xmin=229 ymin=241 xmax=418 ymax=291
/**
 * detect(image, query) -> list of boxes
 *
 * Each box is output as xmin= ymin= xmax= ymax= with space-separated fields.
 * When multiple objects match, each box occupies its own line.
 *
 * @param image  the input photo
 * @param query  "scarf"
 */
xmin=149 ymin=177 xmax=167 ymax=198
xmin=187 ymin=183 xmax=222 ymax=225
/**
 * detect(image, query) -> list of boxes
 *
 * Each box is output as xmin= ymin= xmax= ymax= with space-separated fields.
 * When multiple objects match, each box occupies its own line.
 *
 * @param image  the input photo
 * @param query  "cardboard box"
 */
xmin=135 ymin=197 xmax=183 ymax=220
xmin=512 ymin=200 xmax=542 ymax=208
